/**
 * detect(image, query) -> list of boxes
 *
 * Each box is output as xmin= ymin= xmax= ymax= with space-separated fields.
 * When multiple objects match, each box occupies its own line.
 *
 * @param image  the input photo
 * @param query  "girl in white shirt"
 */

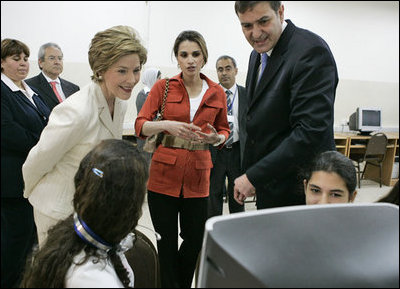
xmin=20 ymin=139 xmax=148 ymax=288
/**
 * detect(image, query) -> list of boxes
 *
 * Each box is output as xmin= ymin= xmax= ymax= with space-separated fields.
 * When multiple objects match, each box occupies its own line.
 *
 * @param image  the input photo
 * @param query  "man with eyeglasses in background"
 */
xmin=26 ymin=42 xmax=80 ymax=111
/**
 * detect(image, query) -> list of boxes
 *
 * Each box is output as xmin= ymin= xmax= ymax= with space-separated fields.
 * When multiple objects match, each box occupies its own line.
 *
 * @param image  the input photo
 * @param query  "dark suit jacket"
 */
xmin=237 ymin=84 xmax=247 ymax=167
xmin=210 ymin=84 xmax=247 ymax=165
xmin=243 ymin=20 xmax=338 ymax=209
xmin=1 ymin=80 xmax=50 ymax=198
xmin=25 ymin=73 xmax=80 ymax=111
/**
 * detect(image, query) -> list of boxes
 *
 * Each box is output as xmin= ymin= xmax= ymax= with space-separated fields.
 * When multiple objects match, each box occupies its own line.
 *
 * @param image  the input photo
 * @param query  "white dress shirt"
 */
xmin=189 ymin=80 xmax=209 ymax=122
xmin=224 ymin=84 xmax=239 ymax=143
xmin=42 ymin=72 xmax=66 ymax=100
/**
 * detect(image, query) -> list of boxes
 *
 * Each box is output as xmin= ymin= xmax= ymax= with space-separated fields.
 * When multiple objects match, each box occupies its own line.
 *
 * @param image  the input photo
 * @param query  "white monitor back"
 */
xmin=197 ymin=203 xmax=399 ymax=288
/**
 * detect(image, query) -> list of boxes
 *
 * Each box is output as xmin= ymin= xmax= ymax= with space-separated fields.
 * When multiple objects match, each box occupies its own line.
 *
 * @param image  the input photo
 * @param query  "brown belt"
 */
xmin=161 ymin=135 xmax=209 ymax=151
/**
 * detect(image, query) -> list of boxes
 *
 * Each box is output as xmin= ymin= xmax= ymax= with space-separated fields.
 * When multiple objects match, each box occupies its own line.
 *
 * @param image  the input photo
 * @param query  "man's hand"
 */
xmin=233 ymin=174 xmax=256 ymax=205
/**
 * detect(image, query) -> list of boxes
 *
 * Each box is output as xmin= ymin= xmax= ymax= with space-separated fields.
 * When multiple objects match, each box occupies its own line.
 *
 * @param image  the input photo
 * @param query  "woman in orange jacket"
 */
xmin=135 ymin=30 xmax=230 ymax=288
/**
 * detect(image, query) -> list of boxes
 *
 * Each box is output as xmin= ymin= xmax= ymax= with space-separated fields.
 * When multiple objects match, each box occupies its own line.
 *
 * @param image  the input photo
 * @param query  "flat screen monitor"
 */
xmin=197 ymin=203 xmax=399 ymax=288
xmin=349 ymin=107 xmax=381 ymax=135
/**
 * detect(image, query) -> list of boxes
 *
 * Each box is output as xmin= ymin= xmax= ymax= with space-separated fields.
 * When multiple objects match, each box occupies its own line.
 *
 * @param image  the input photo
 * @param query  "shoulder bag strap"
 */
xmin=157 ymin=78 xmax=169 ymax=121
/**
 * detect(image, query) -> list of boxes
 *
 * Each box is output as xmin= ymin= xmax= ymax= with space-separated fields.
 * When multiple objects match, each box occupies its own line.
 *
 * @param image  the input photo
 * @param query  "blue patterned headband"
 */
xmin=73 ymin=212 xmax=112 ymax=251
xmin=73 ymin=212 xmax=136 ymax=286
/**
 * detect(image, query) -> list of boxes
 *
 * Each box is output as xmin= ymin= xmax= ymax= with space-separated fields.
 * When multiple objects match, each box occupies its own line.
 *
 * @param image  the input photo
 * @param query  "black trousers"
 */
xmin=1 ymin=198 xmax=37 ymax=288
xmin=147 ymin=191 xmax=208 ymax=288
xmin=208 ymin=141 xmax=244 ymax=218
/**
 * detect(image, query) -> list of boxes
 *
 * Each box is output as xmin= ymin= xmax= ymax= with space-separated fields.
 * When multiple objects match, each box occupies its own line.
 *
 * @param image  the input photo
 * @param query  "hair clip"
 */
xmin=92 ymin=168 xmax=104 ymax=178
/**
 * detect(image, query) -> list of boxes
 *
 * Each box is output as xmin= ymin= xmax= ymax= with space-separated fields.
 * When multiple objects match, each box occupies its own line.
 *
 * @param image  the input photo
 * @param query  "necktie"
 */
xmin=257 ymin=53 xmax=268 ymax=84
xmin=50 ymin=81 xmax=63 ymax=103
xmin=225 ymin=90 xmax=234 ymax=147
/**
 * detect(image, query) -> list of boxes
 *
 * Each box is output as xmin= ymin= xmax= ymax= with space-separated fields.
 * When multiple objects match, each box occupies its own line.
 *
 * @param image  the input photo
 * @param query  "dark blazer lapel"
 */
xmin=16 ymin=90 xmax=36 ymax=109
xmin=15 ymin=91 xmax=47 ymax=120
xmin=246 ymin=51 xmax=259 ymax=106
xmin=60 ymin=78 xmax=72 ymax=97
xmin=2 ymin=82 xmax=38 ymax=114
xmin=238 ymin=85 xmax=247 ymax=122
xmin=250 ymin=54 xmax=285 ymax=108
xmin=249 ymin=20 xmax=296 ymax=110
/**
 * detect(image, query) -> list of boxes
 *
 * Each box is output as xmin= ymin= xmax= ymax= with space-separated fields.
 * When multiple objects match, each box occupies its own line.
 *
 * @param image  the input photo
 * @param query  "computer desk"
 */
xmin=335 ymin=132 xmax=399 ymax=186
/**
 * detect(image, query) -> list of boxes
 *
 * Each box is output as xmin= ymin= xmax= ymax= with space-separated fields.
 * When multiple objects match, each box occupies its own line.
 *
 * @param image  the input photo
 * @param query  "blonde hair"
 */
xmin=88 ymin=25 xmax=147 ymax=83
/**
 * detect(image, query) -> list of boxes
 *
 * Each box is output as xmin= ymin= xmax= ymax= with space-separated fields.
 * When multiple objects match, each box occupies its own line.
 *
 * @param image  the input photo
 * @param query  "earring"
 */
xmin=98 ymin=75 xmax=103 ymax=80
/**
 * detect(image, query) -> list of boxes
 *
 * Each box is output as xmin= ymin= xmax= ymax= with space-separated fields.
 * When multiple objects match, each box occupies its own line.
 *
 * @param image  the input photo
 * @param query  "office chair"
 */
xmin=352 ymin=132 xmax=388 ymax=188
xmin=125 ymin=229 xmax=160 ymax=288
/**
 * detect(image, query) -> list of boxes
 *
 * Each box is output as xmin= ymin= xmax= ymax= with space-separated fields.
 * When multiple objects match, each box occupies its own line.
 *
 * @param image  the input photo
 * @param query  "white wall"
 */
xmin=2 ymin=1 xmax=398 ymax=131
xmin=1 ymin=1 xmax=148 ymax=64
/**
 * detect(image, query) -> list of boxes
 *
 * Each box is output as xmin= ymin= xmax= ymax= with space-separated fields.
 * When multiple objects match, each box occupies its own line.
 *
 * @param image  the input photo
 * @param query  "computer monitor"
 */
xmin=349 ymin=107 xmax=382 ymax=135
xmin=197 ymin=203 xmax=399 ymax=288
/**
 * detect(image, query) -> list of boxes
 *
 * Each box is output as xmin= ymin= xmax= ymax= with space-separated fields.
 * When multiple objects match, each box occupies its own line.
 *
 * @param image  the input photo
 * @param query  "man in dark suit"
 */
xmin=233 ymin=1 xmax=338 ymax=209
xmin=25 ymin=42 xmax=79 ymax=111
xmin=208 ymin=55 xmax=247 ymax=217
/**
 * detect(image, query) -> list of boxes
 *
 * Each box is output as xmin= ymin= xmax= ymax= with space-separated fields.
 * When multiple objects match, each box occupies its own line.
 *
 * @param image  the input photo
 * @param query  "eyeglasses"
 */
xmin=46 ymin=56 xmax=63 ymax=61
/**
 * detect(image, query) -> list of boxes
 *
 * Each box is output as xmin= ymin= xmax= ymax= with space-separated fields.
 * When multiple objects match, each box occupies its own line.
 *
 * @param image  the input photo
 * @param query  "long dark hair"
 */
xmin=377 ymin=180 xmax=399 ymax=206
xmin=20 ymin=139 xmax=148 ymax=287
xmin=172 ymin=30 xmax=208 ymax=67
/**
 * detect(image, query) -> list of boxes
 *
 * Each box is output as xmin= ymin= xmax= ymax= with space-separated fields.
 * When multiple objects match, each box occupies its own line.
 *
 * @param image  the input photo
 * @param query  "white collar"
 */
xmin=1 ymin=73 xmax=35 ymax=96
xmin=221 ymin=83 xmax=237 ymax=95
xmin=42 ymin=72 xmax=60 ymax=84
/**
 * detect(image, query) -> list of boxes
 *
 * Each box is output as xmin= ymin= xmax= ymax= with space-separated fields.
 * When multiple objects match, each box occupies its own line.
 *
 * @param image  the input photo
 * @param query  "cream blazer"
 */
xmin=23 ymin=82 xmax=127 ymax=220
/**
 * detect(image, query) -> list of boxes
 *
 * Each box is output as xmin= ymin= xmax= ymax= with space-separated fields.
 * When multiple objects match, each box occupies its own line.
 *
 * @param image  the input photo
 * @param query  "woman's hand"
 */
xmin=164 ymin=121 xmax=202 ymax=141
xmin=195 ymin=123 xmax=222 ymax=145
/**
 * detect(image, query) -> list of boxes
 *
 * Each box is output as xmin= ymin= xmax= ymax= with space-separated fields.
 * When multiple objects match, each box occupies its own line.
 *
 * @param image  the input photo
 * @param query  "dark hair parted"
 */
xmin=234 ymin=1 xmax=281 ymax=15
xmin=20 ymin=139 xmax=149 ymax=288
xmin=303 ymin=150 xmax=357 ymax=196
xmin=88 ymin=25 xmax=148 ymax=83
xmin=1 ymin=38 xmax=30 ymax=73
xmin=173 ymin=30 xmax=208 ymax=67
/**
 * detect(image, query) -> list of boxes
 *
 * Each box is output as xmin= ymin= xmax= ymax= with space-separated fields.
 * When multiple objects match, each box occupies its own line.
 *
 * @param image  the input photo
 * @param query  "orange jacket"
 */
xmin=135 ymin=73 xmax=230 ymax=198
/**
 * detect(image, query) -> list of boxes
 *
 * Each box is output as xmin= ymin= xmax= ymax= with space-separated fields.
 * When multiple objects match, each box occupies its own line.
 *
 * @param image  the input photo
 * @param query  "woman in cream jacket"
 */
xmin=23 ymin=25 xmax=147 ymax=246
